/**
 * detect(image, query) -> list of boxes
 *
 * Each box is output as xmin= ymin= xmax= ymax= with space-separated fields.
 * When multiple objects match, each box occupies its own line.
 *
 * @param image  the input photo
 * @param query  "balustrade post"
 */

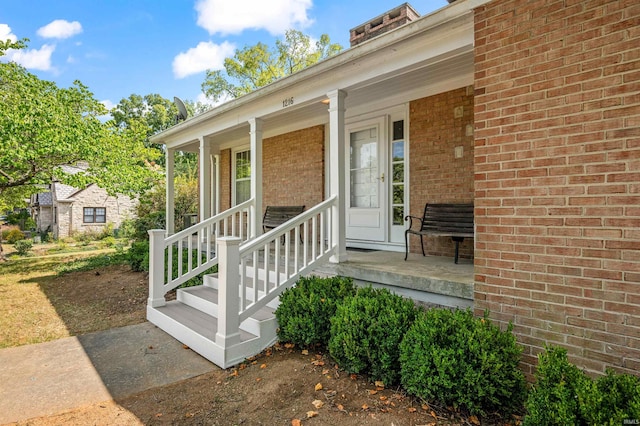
xmin=216 ymin=237 xmax=242 ymax=347
xmin=147 ymin=229 xmax=166 ymax=308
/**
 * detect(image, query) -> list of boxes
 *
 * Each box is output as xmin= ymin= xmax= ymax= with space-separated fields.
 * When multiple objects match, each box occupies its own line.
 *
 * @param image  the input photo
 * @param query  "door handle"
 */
xmin=380 ymin=173 xmax=384 ymax=182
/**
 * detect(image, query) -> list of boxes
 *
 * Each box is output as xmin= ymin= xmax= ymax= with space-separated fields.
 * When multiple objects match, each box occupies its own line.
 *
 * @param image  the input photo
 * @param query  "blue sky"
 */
xmin=1 ymin=0 xmax=447 ymax=111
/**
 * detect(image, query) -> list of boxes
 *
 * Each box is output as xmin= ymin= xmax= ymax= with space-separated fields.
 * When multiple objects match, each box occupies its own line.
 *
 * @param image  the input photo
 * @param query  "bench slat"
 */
xmin=405 ymin=203 xmax=474 ymax=263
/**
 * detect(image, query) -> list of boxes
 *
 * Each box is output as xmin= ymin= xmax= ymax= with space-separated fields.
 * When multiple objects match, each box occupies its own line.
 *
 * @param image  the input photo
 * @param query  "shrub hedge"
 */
xmin=524 ymin=346 xmax=640 ymax=425
xmin=329 ymin=286 xmax=418 ymax=386
xmin=399 ymin=308 xmax=527 ymax=417
xmin=275 ymin=275 xmax=356 ymax=348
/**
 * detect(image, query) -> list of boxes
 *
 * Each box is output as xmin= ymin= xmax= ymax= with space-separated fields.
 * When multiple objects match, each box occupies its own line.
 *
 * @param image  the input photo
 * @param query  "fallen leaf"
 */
xmin=240 ymin=364 xmax=247 ymax=370
xmin=368 ymin=389 xmax=378 ymax=395
xmin=256 ymin=378 xmax=262 ymax=382
xmin=375 ymin=380 xmax=385 ymax=388
xmin=230 ymin=370 xmax=238 ymax=377
xmin=312 ymin=399 xmax=324 ymax=409
xmin=291 ymin=419 xmax=302 ymax=426
xmin=307 ymin=411 xmax=319 ymax=418
xmin=315 ymin=383 xmax=323 ymax=391
xmin=408 ymin=407 xmax=417 ymax=413
xmin=322 ymin=368 xmax=330 ymax=375
xmin=260 ymin=363 xmax=267 ymax=369
xmin=421 ymin=404 xmax=430 ymax=411
xmin=155 ymin=413 xmax=162 ymax=418
xmin=285 ymin=343 xmax=295 ymax=349
xmin=311 ymin=359 xmax=325 ymax=366
xmin=379 ymin=396 xmax=388 ymax=401
xmin=301 ymin=349 xmax=309 ymax=355
xmin=182 ymin=344 xmax=190 ymax=350
xmin=350 ymin=374 xmax=358 ymax=380
xmin=362 ymin=404 xmax=369 ymax=410
xmin=469 ymin=414 xmax=480 ymax=425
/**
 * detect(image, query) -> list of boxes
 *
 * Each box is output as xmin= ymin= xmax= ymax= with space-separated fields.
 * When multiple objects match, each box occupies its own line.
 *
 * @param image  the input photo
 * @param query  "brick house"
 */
xmin=148 ymin=0 xmax=639 ymax=373
xmin=30 ymin=166 xmax=137 ymax=238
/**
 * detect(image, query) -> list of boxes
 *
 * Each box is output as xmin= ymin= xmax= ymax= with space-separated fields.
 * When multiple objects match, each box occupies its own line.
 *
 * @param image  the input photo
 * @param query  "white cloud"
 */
xmin=195 ymin=0 xmax=313 ymax=36
xmin=101 ymin=99 xmax=116 ymax=110
xmin=7 ymin=44 xmax=56 ymax=71
xmin=0 ymin=24 xmax=18 ymax=42
xmin=37 ymin=19 xmax=82 ymax=39
xmin=172 ymin=40 xmax=235 ymax=79
xmin=196 ymin=92 xmax=230 ymax=108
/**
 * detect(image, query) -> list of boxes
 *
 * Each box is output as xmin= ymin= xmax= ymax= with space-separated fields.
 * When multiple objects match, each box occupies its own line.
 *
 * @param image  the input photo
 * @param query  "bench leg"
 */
xmin=452 ymin=237 xmax=464 ymax=264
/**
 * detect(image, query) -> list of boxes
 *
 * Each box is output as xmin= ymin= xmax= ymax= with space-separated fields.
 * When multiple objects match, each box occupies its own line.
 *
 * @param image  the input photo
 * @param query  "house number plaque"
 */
xmin=282 ymin=97 xmax=294 ymax=108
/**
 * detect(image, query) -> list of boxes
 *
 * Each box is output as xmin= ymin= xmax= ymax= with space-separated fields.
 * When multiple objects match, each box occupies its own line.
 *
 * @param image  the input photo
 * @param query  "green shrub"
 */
xmin=6 ymin=229 xmax=25 ymax=244
xmin=400 ymin=309 xmax=526 ymax=417
xmin=14 ymin=239 xmax=33 ymax=256
xmin=329 ymin=287 xmax=418 ymax=385
xmin=128 ymin=240 xmax=150 ymax=272
xmin=524 ymin=346 xmax=640 ymax=426
xmin=275 ymin=275 xmax=356 ymax=348
xmin=100 ymin=236 xmax=117 ymax=248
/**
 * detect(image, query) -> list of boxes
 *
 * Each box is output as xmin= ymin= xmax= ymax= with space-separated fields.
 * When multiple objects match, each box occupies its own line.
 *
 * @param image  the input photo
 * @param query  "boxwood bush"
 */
xmin=524 ymin=346 xmax=640 ymax=425
xmin=329 ymin=286 xmax=418 ymax=385
xmin=400 ymin=308 xmax=526 ymax=417
xmin=275 ymin=275 xmax=355 ymax=348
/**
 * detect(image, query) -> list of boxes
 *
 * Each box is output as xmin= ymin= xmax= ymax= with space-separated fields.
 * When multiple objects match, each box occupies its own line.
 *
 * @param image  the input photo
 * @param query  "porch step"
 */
xmin=148 ymin=302 xmax=277 ymax=368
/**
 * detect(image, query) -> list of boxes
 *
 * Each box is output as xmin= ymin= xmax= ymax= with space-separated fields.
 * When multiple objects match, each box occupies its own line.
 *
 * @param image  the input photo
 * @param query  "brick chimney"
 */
xmin=349 ymin=3 xmax=421 ymax=47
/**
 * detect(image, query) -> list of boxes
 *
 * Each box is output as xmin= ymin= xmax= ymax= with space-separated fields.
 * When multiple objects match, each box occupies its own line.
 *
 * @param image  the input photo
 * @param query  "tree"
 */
xmin=0 ymin=41 xmax=160 ymax=208
xmin=202 ymin=29 xmax=342 ymax=103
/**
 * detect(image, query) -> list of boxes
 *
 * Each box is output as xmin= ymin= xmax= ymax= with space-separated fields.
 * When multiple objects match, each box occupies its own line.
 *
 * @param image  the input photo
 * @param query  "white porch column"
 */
xmin=199 ymin=137 xmax=212 ymax=221
xmin=212 ymin=154 xmax=219 ymax=215
xmin=165 ymin=147 xmax=175 ymax=235
xmin=328 ymin=89 xmax=348 ymax=263
xmin=249 ymin=118 xmax=263 ymax=238
xmin=215 ymin=237 xmax=241 ymax=347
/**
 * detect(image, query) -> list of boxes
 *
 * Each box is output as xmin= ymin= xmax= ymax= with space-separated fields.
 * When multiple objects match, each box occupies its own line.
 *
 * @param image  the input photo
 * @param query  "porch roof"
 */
xmin=150 ymin=0 xmax=490 ymax=153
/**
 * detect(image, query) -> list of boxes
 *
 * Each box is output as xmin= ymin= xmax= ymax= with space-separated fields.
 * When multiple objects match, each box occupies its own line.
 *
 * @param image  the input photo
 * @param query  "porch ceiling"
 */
xmin=176 ymin=47 xmax=473 ymax=154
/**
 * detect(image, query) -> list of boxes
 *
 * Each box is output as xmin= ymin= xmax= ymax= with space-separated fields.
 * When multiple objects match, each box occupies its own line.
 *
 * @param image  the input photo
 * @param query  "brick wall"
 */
xmin=218 ymin=125 xmax=325 ymax=214
xmin=474 ymin=0 xmax=640 ymax=377
xmin=263 ymin=125 xmax=325 ymax=210
xmin=408 ymin=87 xmax=476 ymax=259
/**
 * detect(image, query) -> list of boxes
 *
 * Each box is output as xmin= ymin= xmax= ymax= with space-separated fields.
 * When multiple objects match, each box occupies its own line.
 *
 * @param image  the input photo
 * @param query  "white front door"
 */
xmin=346 ymin=118 xmax=386 ymax=241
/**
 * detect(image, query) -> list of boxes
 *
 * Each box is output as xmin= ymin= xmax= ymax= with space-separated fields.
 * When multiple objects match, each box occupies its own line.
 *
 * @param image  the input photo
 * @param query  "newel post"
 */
xmin=216 ymin=237 xmax=242 ymax=347
xmin=147 ymin=229 xmax=166 ymax=308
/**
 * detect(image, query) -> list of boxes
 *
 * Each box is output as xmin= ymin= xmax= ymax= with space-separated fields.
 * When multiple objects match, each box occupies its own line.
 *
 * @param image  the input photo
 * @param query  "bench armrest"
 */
xmin=404 ymin=215 xmax=423 ymax=230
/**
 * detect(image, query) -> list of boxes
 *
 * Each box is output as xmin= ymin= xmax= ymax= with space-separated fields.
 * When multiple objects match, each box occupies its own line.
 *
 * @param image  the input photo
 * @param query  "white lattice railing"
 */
xmin=215 ymin=196 xmax=338 ymax=346
xmin=147 ymin=199 xmax=254 ymax=307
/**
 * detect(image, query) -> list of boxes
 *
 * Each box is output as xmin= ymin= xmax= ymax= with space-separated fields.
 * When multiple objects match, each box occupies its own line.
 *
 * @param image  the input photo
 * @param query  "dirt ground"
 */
xmin=6 ymin=257 xmax=510 ymax=426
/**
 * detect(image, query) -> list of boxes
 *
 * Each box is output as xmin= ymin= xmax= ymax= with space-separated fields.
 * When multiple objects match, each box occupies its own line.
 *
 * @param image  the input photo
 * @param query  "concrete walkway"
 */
xmin=0 ymin=322 xmax=216 ymax=424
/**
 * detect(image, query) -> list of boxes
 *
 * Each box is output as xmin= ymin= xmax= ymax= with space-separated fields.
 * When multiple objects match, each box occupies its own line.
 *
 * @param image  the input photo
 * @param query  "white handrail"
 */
xmin=148 ymin=198 xmax=255 ymax=306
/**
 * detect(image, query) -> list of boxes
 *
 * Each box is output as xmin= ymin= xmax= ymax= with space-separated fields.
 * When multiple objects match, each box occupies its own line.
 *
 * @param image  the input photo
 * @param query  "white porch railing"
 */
xmin=148 ymin=199 xmax=254 ymax=307
xmin=215 ymin=196 xmax=337 ymax=346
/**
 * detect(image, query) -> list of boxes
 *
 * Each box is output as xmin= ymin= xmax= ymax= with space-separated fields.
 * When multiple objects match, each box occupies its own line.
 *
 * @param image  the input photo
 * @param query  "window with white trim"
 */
xmin=83 ymin=207 xmax=106 ymax=223
xmin=234 ymin=149 xmax=251 ymax=205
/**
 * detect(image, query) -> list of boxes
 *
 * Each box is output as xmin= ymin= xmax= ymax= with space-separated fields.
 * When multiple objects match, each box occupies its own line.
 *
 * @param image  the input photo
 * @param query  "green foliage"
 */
xmin=100 ymin=236 xmax=117 ymax=248
xmin=128 ymin=240 xmax=150 ymax=272
xmin=524 ymin=346 xmax=640 ymax=426
xmin=202 ymin=29 xmax=342 ymax=102
xmin=0 ymin=42 xmax=159 ymax=202
xmin=56 ymin=252 xmax=129 ymax=275
xmin=400 ymin=309 xmax=526 ymax=417
xmin=14 ymin=239 xmax=32 ymax=256
xmin=329 ymin=287 xmax=418 ymax=386
xmin=5 ymin=229 xmax=25 ymax=244
xmin=275 ymin=275 xmax=356 ymax=348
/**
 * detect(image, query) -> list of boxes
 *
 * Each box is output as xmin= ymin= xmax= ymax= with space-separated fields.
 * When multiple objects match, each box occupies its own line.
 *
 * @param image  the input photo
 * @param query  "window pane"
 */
xmin=393 ymin=184 xmax=404 ymax=204
xmin=393 ymin=163 xmax=404 ymax=183
xmin=236 ymin=180 xmax=250 ymax=204
xmin=393 ymin=206 xmax=404 ymax=225
xmin=392 ymin=141 xmax=404 ymax=161
xmin=96 ymin=208 xmax=106 ymax=223
xmin=84 ymin=207 xmax=94 ymax=223
xmin=392 ymin=120 xmax=404 ymax=141
xmin=236 ymin=151 xmax=250 ymax=179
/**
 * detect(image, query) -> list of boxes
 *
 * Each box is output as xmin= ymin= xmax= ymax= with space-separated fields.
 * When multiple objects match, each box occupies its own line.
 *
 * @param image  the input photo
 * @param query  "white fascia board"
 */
xmin=151 ymin=0 xmax=490 ymax=150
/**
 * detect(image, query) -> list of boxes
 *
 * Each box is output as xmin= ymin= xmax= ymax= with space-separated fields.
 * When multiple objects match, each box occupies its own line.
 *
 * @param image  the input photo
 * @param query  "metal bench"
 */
xmin=263 ymin=205 xmax=305 ymax=242
xmin=404 ymin=203 xmax=474 ymax=264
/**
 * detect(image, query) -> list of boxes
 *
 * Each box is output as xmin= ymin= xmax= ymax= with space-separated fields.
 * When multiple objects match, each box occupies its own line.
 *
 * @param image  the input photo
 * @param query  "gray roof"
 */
xmin=37 ymin=192 xmax=52 ymax=206
xmin=54 ymin=182 xmax=80 ymax=201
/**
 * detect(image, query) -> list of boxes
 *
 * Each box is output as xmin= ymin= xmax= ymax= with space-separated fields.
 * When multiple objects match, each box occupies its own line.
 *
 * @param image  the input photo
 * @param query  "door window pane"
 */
xmin=350 ymin=128 xmax=378 ymax=208
xmin=235 ymin=150 xmax=251 ymax=204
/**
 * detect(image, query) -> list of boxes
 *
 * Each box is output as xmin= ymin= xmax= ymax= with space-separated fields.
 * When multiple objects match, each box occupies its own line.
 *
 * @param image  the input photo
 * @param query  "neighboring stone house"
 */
xmin=30 ymin=177 xmax=137 ymax=239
